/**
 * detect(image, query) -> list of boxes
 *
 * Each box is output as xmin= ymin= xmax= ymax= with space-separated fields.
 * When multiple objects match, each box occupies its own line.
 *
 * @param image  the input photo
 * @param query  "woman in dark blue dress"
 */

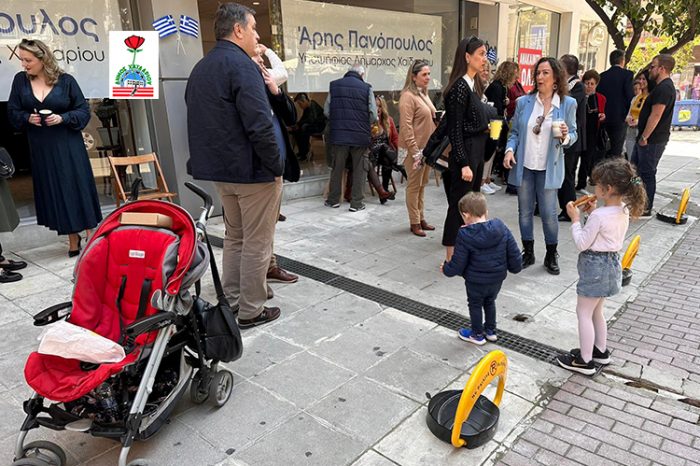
xmin=7 ymin=39 xmax=102 ymax=256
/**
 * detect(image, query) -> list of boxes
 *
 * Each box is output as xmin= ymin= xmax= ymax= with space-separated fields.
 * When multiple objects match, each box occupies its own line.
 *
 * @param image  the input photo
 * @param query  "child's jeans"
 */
xmin=466 ymin=281 xmax=503 ymax=335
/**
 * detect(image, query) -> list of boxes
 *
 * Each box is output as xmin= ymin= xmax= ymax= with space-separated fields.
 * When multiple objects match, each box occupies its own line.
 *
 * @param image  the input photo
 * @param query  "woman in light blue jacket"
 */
xmin=503 ymin=57 xmax=578 ymax=275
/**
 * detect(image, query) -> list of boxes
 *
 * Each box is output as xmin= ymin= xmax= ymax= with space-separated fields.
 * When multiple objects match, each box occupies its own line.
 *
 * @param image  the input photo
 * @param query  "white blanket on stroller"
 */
xmin=38 ymin=321 xmax=126 ymax=364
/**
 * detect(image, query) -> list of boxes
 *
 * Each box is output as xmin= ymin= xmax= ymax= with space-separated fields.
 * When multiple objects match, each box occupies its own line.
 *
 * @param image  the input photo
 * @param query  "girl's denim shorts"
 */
xmin=577 ymin=250 xmax=622 ymax=298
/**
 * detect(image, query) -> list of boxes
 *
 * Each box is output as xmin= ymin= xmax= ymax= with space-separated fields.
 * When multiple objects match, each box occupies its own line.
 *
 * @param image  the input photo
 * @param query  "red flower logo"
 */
xmin=124 ymin=35 xmax=145 ymax=50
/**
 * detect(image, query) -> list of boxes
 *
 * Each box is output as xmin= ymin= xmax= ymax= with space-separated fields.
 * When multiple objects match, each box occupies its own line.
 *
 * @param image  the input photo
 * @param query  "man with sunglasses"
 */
xmin=632 ymin=54 xmax=677 ymax=217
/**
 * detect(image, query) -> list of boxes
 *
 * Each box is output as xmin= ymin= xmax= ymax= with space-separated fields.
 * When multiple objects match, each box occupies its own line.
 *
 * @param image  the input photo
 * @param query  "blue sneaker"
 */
xmin=457 ymin=328 xmax=486 ymax=346
xmin=485 ymin=329 xmax=497 ymax=342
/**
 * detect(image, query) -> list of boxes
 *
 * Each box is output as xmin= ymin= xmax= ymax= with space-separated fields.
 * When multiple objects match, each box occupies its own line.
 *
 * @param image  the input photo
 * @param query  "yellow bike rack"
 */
xmin=621 ymin=235 xmax=640 ymax=286
xmin=426 ymin=350 xmax=508 ymax=449
xmin=657 ymin=187 xmax=690 ymax=225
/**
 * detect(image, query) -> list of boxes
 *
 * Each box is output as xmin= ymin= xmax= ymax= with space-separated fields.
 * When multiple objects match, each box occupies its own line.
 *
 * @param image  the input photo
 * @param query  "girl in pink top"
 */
xmin=557 ymin=159 xmax=647 ymax=375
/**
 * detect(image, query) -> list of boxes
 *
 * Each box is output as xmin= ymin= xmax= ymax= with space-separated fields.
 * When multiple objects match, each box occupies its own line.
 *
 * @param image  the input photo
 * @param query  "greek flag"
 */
xmin=152 ymin=15 xmax=177 ymax=38
xmin=179 ymin=15 xmax=199 ymax=38
xmin=487 ymin=47 xmax=497 ymax=64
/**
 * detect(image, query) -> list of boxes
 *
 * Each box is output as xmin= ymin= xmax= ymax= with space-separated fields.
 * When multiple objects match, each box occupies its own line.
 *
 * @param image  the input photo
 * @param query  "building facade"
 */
xmin=0 ymin=0 xmax=612 ymax=223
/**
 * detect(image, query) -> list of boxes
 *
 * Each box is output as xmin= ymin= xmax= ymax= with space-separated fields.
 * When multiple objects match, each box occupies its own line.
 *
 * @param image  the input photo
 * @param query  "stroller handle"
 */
xmin=185 ymin=181 xmax=214 ymax=225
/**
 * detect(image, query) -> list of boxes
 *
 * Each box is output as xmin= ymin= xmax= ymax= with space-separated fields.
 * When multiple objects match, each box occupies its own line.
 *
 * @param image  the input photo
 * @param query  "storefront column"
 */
xmin=496 ymin=3 xmax=510 ymax=62
xmin=136 ymin=0 xmax=218 ymax=215
xmin=558 ymin=12 xmax=581 ymax=57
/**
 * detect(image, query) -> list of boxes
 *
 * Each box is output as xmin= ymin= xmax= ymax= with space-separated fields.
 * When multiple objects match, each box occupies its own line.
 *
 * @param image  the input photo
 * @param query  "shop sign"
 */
xmin=108 ymin=32 xmax=159 ymax=99
xmin=0 ymin=1 xmax=121 ymax=100
xmin=517 ymin=48 xmax=542 ymax=93
xmin=281 ymin=0 xmax=442 ymax=92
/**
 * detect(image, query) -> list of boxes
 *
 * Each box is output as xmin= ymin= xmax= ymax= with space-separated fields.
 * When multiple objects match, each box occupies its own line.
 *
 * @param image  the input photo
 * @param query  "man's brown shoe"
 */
xmin=267 ymin=266 xmax=299 ymax=284
xmin=420 ymin=220 xmax=436 ymax=231
xmin=238 ymin=306 xmax=281 ymax=329
xmin=410 ymin=224 xmax=426 ymax=237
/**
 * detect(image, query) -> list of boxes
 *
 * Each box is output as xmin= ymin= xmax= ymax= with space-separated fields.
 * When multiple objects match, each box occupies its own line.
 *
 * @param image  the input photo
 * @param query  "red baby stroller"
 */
xmin=12 ymin=183 xmax=242 ymax=466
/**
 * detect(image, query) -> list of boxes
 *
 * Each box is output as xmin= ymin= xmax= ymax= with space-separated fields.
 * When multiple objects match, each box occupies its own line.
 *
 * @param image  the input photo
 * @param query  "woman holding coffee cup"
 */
xmin=503 ymin=57 xmax=578 ymax=275
xmin=7 ymin=39 xmax=101 ymax=257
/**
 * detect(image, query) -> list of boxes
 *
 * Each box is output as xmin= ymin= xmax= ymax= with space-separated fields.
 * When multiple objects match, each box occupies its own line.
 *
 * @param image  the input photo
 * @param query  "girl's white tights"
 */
xmin=576 ymin=296 xmax=608 ymax=362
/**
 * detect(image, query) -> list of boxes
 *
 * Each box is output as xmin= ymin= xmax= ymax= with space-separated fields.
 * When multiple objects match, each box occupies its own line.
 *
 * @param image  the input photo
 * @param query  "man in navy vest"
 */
xmin=324 ymin=65 xmax=378 ymax=212
xmin=186 ymin=3 xmax=282 ymax=329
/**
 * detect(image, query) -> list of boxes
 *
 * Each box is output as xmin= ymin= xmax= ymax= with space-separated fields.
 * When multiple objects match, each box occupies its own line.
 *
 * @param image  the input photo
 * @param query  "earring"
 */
xmin=553 ymin=84 xmax=558 ymax=90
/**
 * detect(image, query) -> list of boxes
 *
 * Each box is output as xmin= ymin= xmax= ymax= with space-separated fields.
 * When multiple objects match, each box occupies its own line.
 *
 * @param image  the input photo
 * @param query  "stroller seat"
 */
xmin=25 ymin=223 xmax=181 ymax=402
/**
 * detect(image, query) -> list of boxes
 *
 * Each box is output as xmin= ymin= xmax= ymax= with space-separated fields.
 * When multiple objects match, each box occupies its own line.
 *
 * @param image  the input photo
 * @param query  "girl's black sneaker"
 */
xmin=568 ymin=347 xmax=611 ymax=365
xmin=557 ymin=352 xmax=596 ymax=375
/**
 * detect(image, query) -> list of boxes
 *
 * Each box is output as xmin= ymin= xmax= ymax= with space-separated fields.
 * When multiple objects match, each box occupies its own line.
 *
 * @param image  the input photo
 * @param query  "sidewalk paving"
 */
xmin=0 ymin=134 xmax=699 ymax=465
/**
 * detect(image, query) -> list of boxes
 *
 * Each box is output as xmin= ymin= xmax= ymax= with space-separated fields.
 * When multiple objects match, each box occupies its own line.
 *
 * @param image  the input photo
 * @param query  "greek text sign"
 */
xmin=109 ymin=32 xmax=159 ymax=99
xmin=281 ymin=0 xmax=442 ymax=92
xmin=517 ymin=48 xmax=542 ymax=93
xmin=0 ymin=1 xmax=121 ymax=100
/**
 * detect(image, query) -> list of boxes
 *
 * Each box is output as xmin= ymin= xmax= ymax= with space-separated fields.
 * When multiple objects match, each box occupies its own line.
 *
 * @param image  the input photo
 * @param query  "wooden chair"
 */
xmin=108 ymin=153 xmax=176 ymax=207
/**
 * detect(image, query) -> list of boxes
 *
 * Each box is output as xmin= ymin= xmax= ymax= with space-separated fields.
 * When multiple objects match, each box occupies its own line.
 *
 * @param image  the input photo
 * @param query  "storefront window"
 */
xmin=578 ymin=20 xmax=608 ymax=73
xmin=506 ymin=4 xmax=561 ymax=61
xmin=0 ymin=0 xmax=153 ymax=219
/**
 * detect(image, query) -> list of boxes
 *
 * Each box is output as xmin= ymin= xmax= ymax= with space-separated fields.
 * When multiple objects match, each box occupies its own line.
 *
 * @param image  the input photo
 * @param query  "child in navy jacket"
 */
xmin=442 ymin=193 xmax=522 ymax=345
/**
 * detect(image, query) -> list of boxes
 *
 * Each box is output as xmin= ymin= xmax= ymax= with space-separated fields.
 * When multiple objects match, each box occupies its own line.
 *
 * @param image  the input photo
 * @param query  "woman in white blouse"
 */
xmin=503 ymin=57 xmax=578 ymax=275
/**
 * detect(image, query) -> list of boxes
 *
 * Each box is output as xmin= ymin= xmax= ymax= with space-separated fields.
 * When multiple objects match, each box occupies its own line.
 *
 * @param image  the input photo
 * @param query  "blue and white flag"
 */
xmin=179 ymin=15 xmax=199 ymax=38
xmin=152 ymin=15 xmax=177 ymax=38
xmin=487 ymin=46 xmax=497 ymax=64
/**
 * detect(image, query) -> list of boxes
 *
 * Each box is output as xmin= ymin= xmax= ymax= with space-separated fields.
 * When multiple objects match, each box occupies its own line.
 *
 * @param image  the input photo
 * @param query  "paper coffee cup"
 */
xmin=489 ymin=119 xmax=503 ymax=140
xmin=39 ymin=109 xmax=53 ymax=125
xmin=552 ymin=119 xmax=564 ymax=138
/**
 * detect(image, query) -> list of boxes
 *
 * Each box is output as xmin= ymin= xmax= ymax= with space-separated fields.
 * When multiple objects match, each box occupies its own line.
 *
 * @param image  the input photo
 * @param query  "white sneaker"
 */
xmin=481 ymin=184 xmax=496 ymax=195
xmin=488 ymin=182 xmax=502 ymax=191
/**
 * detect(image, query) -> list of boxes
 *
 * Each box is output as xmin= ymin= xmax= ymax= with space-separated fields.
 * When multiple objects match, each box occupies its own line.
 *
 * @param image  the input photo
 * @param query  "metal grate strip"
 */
xmin=275 ymin=255 xmax=565 ymax=364
xmin=208 ymin=234 xmax=564 ymax=364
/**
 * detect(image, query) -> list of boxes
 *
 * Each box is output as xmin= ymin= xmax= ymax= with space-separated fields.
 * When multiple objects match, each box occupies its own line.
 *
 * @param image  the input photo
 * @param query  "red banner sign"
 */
xmin=518 ymin=48 xmax=542 ymax=93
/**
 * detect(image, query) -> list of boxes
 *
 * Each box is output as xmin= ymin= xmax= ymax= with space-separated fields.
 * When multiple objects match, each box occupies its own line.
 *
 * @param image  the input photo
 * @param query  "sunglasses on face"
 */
xmin=533 ymin=115 xmax=545 ymax=135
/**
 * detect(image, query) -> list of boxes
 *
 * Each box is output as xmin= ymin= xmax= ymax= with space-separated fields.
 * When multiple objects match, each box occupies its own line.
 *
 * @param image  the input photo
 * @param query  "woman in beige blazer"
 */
xmin=399 ymin=60 xmax=437 ymax=237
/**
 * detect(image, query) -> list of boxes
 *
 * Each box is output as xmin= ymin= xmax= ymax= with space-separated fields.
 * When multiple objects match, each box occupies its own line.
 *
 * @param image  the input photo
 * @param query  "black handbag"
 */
xmin=597 ymin=126 xmax=611 ymax=153
xmin=194 ymin=232 xmax=243 ymax=363
xmin=0 ymin=147 xmax=15 ymax=179
xmin=424 ymin=115 xmax=449 ymax=172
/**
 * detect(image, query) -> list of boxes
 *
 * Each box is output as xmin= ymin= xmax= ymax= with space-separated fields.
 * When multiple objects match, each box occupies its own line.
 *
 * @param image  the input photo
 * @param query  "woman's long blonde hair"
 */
xmin=402 ymin=59 xmax=431 ymax=96
xmin=376 ymin=95 xmax=390 ymax=132
xmin=18 ymin=39 xmax=62 ymax=85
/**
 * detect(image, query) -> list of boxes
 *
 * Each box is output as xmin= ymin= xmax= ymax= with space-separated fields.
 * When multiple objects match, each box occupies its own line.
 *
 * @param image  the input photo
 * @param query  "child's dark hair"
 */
xmin=591 ymin=159 xmax=647 ymax=218
xmin=458 ymin=192 xmax=488 ymax=217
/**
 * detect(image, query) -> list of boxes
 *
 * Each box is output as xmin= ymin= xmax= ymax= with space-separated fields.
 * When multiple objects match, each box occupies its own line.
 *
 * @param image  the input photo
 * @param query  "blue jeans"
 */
xmin=466 ymin=281 xmax=502 ymax=335
xmin=630 ymin=142 xmax=666 ymax=210
xmin=518 ymin=168 xmax=559 ymax=245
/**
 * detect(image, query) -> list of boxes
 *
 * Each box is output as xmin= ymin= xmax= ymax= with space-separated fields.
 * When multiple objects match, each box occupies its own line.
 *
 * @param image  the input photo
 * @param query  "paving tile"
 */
xmin=308 ymin=376 xmax=419 ymax=444
xmin=268 ymin=292 xmax=382 ymax=347
xmin=252 ymin=352 xmax=355 ymax=409
xmin=365 ymin=350 xmax=462 ymax=403
xmin=232 ymin=331 xmax=304 ymax=378
xmin=309 ymin=325 xmax=402 ymax=373
xmin=375 ymin=407 xmax=499 ymax=466
xmin=350 ymin=450 xmax=399 ymax=466
xmin=177 ymin=379 xmax=298 ymax=451
xmin=235 ymin=413 xmax=365 ymax=466
xmin=85 ymin=420 xmax=227 ymax=466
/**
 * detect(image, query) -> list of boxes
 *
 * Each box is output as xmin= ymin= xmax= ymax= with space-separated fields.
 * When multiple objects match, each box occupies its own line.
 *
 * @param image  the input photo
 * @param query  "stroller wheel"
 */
xmin=190 ymin=371 xmax=210 ymax=404
xmin=210 ymin=370 xmax=234 ymax=407
xmin=15 ymin=441 xmax=66 ymax=466
xmin=11 ymin=459 xmax=50 ymax=466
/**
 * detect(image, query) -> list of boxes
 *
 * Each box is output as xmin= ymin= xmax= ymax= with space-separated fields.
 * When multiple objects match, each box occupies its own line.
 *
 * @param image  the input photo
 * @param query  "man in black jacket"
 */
xmin=558 ymin=54 xmax=587 ymax=221
xmin=290 ymin=93 xmax=326 ymax=161
xmin=186 ymin=3 xmax=282 ymax=329
xmin=597 ymin=50 xmax=634 ymax=157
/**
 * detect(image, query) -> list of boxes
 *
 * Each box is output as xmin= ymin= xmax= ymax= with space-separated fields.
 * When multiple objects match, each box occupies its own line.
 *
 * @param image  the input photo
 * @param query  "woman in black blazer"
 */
xmin=441 ymin=36 xmax=489 ymax=261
